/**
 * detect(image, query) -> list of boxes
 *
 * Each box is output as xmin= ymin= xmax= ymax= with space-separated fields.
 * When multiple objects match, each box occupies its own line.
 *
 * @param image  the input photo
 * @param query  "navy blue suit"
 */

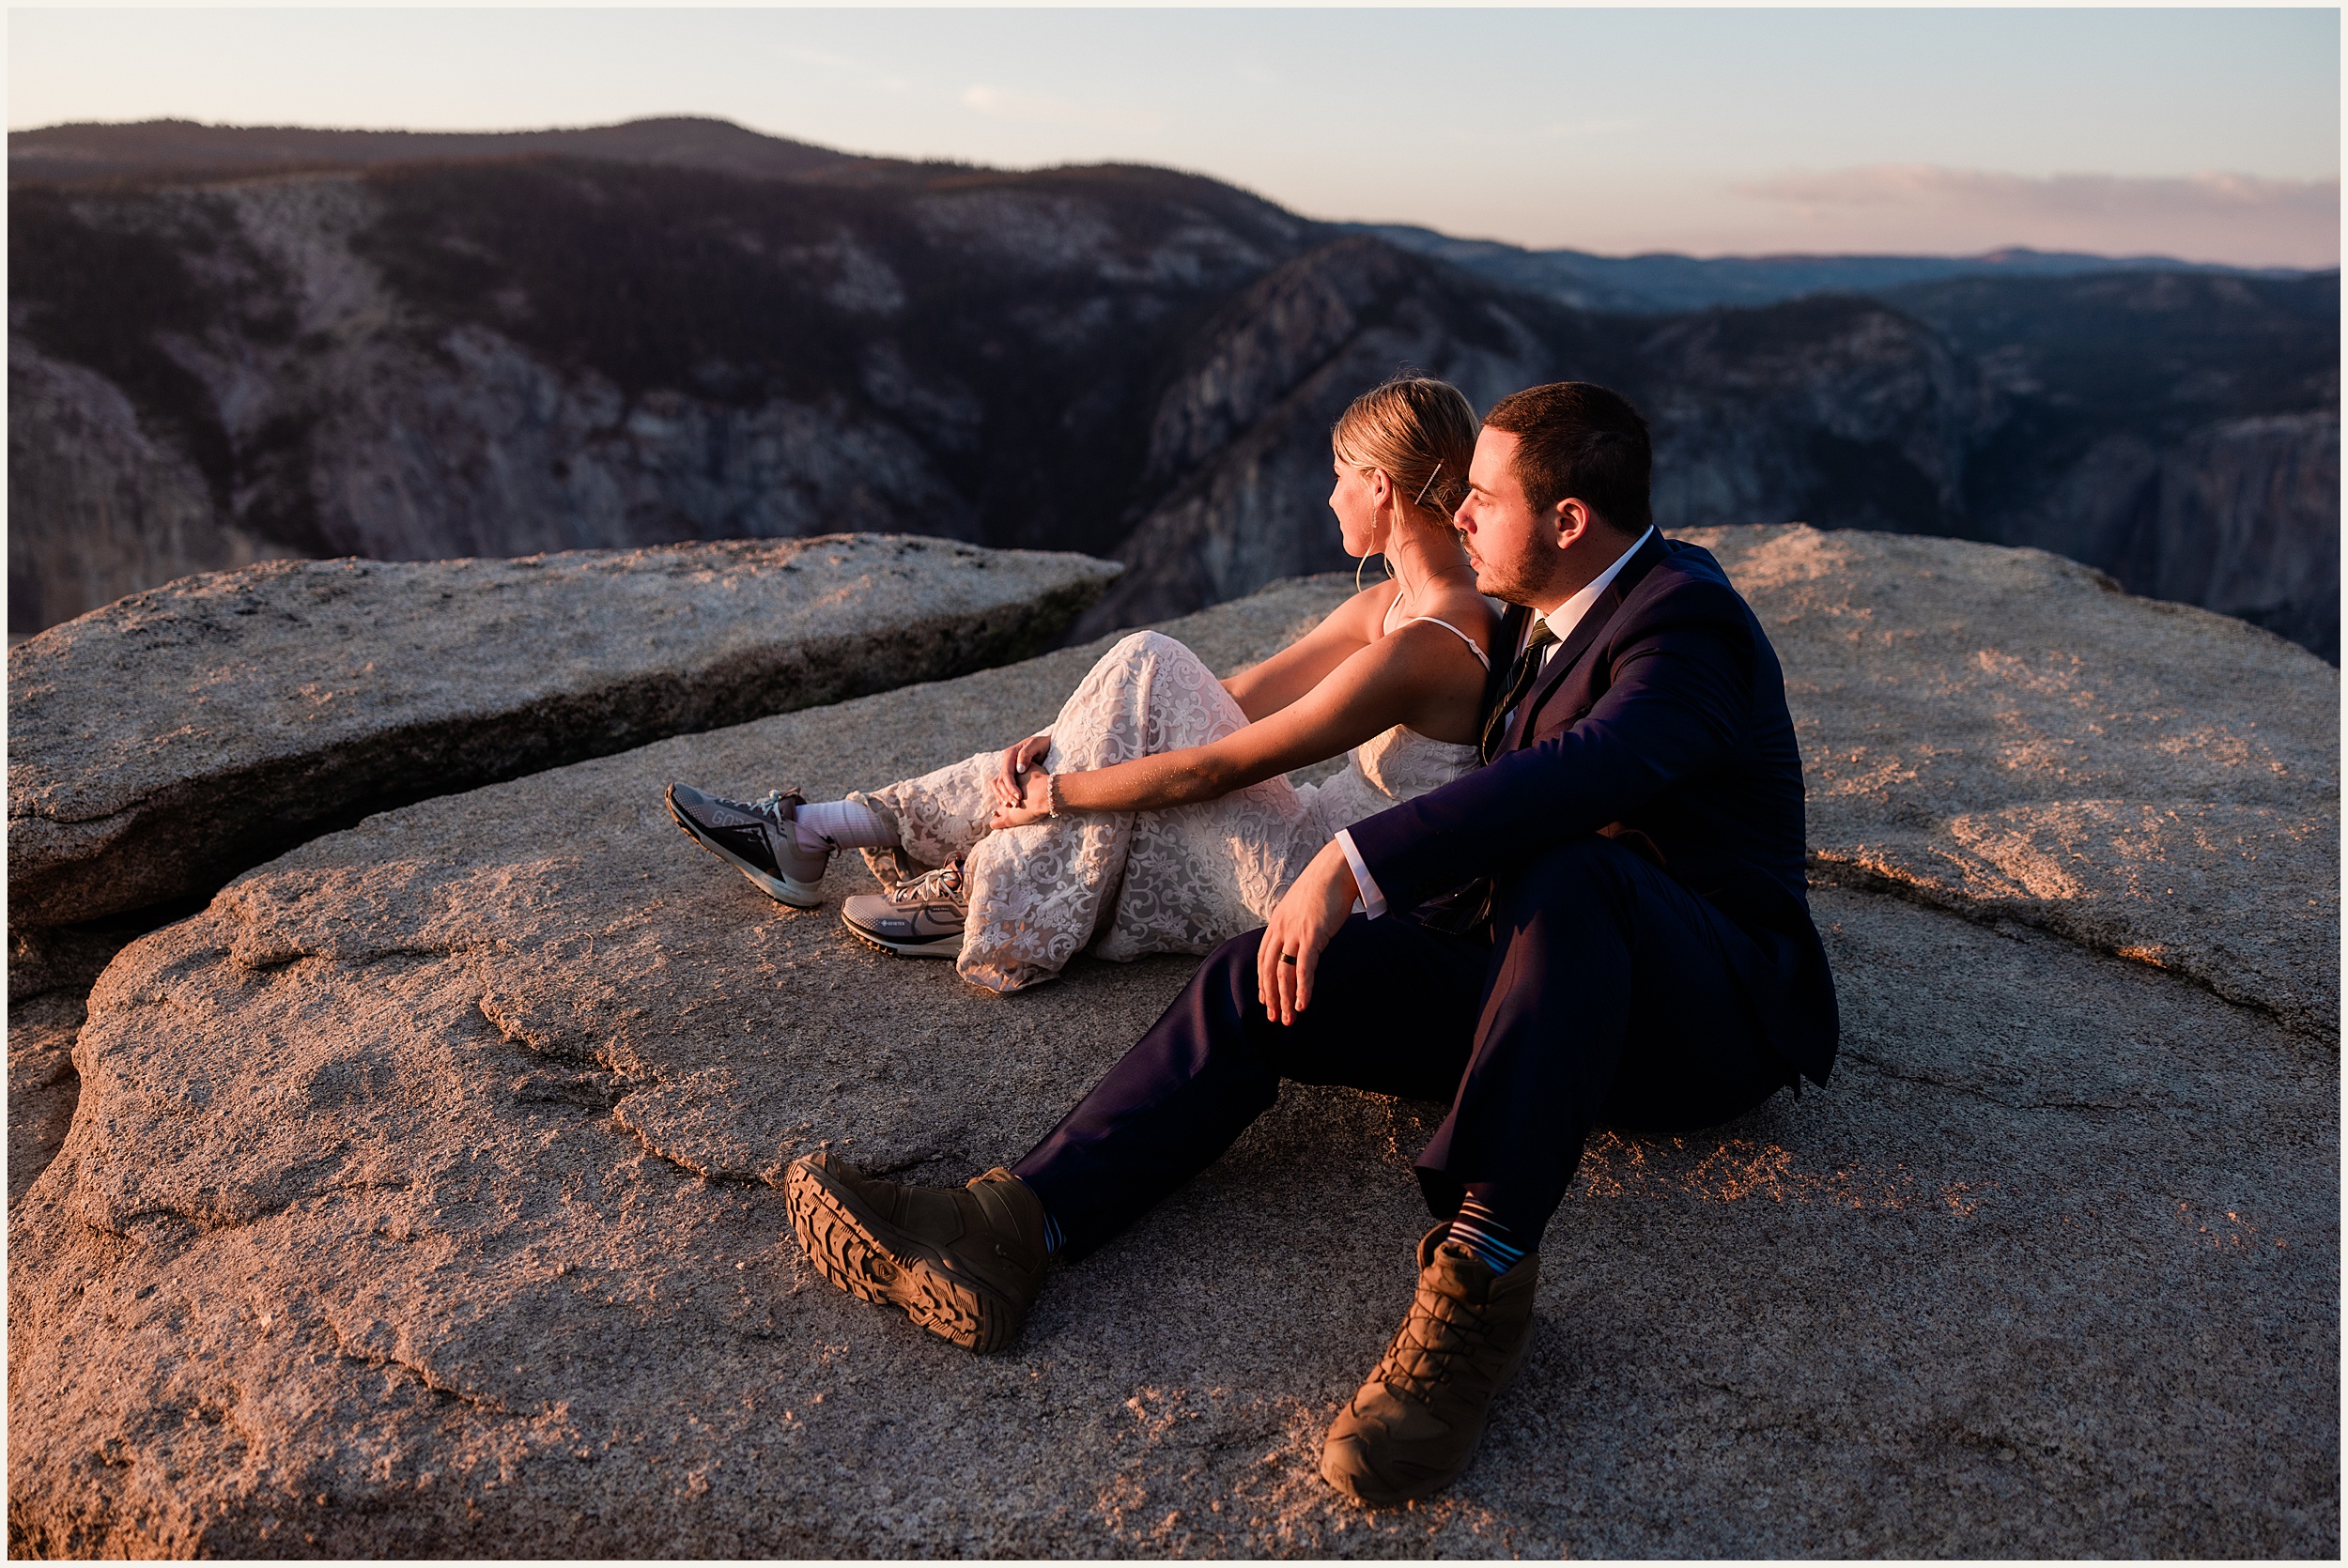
xmin=1015 ymin=533 xmax=1838 ymax=1258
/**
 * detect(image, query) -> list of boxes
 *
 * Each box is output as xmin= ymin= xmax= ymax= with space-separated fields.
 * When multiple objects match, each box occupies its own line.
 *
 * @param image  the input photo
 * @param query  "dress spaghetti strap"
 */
xmin=1379 ymin=589 xmax=1491 ymax=669
xmin=1396 ymin=615 xmax=1491 ymax=671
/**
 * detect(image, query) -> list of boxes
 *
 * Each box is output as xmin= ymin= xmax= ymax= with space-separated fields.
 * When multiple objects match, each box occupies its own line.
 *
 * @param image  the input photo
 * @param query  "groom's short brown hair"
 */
xmin=1482 ymin=381 xmax=1652 ymax=535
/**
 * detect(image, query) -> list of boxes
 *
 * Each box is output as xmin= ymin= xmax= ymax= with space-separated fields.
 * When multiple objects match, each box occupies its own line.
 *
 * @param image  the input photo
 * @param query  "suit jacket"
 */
xmin=1347 ymin=531 xmax=1840 ymax=1084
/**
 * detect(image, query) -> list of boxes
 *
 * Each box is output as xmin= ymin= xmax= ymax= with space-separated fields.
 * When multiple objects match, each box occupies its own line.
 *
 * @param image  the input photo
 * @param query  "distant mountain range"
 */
xmin=1339 ymin=223 xmax=2315 ymax=315
xmin=6 ymin=116 xmax=905 ymax=188
xmin=9 ymin=116 xmax=2338 ymax=659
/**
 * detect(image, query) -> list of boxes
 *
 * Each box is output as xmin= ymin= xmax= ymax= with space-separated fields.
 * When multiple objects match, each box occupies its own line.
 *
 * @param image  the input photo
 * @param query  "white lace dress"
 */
xmin=855 ymin=622 xmax=1486 ymax=992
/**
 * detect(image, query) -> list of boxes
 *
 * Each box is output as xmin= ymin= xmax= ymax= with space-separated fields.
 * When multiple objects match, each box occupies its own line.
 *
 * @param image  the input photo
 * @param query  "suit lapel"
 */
xmin=1503 ymin=531 xmax=1668 ymax=754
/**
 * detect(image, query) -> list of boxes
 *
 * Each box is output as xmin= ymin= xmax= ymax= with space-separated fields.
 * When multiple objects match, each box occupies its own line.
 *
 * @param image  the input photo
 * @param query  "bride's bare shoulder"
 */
xmin=1422 ymin=583 xmax=1503 ymax=642
xmin=1331 ymin=577 xmax=1403 ymax=633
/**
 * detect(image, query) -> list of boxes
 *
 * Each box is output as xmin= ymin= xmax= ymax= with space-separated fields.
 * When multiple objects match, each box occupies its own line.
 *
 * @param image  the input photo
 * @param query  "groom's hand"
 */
xmin=1258 ymin=840 xmax=1359 ymax=1026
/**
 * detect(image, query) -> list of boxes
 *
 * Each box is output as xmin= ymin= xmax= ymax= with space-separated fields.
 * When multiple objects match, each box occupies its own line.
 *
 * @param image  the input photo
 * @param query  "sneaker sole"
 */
xmin=665 ymin=791 xmax=825 ymax=909
xmin=840 ymin=913 xmax=963 ymax=959
xmin=783 ymin=1161 xmax=1016 ymax=1353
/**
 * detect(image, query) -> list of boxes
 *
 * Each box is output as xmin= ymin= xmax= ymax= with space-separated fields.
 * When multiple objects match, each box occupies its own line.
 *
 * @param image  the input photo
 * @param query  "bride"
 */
xmin=665 ymin=375 xmax=1498 ymax=992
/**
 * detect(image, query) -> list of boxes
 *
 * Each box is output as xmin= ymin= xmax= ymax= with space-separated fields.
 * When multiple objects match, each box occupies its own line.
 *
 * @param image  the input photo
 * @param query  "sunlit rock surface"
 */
xmin=1694 ymin=525 xmax=2339 ymax=1037
xmin=8 ymin=535 xmax=1120 ymax=929
xmin=8 ymin=535 xmax=2335 ymax=1556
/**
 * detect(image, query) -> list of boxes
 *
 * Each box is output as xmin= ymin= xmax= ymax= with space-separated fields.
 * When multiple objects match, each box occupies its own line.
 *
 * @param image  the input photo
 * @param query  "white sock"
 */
xmin=793 ymin=798 xmax=898 ymax=853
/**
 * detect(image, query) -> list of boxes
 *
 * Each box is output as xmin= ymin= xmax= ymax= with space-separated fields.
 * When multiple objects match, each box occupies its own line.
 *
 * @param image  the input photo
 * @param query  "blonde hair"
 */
xmin=1332 ymin=374 xmax=1479 ymax=523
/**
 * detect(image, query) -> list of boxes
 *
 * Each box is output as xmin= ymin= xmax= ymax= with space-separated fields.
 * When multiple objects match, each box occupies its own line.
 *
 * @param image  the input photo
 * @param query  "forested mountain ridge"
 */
xmin=10 ymin=117 xmax=2337 ymax=657
xmin=1345 ymin=220 xmax=2315 ymax=314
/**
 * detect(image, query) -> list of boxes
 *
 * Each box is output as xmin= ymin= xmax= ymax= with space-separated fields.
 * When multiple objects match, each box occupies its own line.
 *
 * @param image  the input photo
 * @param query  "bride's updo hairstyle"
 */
xmin=1332 ymin=375 xmax=1478 ymax=523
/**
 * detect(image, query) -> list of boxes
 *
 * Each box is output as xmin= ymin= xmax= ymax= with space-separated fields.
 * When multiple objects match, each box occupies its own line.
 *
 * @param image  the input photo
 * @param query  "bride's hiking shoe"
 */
xmin=665 ymin=783 xmax=830 ymax=908
xmin=1319 ymin=1225 xmax=1540 ymax=1506
xmin=784 ymin=1152 xmax=1049 ymax=1353
xmin=840 ymin=857 xmax=967 ymax=959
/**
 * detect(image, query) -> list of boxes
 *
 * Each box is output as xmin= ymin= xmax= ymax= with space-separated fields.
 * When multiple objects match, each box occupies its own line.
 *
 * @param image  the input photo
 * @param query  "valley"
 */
xmin=9 ymin=117 xmax=2337 ymax=657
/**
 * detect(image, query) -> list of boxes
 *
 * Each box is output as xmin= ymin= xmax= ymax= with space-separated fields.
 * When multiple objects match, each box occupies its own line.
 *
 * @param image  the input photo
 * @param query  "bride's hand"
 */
xmin=994 ymin=733 xmax=1052 ymax=808
xmin=987 ymin=767 xmax=1056 ymax=831
xmin=1258 ymin=840 xmax=1359 ymax=1025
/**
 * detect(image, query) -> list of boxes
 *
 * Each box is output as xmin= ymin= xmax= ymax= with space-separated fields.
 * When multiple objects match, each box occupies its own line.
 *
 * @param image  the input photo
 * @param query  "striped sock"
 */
xmin=793 ymin=798 xmax=898 ymax=853
xmin=1017 ymin=1177 xmax=1065 ymax=1258
xmin=1444 ymin=1197 xmax=1526 ymax=1274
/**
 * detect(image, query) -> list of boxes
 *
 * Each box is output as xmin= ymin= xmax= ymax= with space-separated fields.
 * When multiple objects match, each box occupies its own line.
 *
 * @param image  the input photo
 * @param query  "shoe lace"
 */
xmin=1370 ymin=1285 xmax=1503 ymax=1401
xmin=887 ymin=856 xmax=965 ymax=907
xmin=747 ymin=790 xmax=795 ymax=827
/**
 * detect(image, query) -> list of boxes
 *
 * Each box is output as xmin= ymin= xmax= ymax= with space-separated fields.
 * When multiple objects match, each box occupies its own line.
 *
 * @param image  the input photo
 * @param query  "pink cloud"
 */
xmin=1728 ymin=165 xmax=2339 ymax=268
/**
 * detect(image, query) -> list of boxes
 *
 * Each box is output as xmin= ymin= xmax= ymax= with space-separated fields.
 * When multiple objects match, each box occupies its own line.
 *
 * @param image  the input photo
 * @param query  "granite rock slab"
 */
xmin=8 ymin=543 xmax=2337 ymax=1556
xmin=7 ymin=536 xmax=1119 ymax=929
xmin=1697 ymin=525 xmax=2339 ymax=1038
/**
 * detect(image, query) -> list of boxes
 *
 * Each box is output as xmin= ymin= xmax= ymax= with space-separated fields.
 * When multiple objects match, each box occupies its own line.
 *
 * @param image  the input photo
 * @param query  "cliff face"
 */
xmin=8 ymin=341 xmax=284 ymax=630
xmin=9 ymin=121 xmax=2338 ymax=656
xmin=2131 ymin=412 xmax=2339 ymax=653
xmin=1887 ymin=271 xmax=2342 ymax=656
xmin=8 ymin=161 xmax=1302 ymax=628
xmin=1076 ymin=238 xmax=1565 ymax=630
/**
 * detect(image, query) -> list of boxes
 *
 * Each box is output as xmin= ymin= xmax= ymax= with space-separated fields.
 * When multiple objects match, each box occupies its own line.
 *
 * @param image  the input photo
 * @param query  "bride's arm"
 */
xmin=985 ymin=584 xmax=1385 ymax=809
xmin=1218 ymin=584 xmax=1394 ymax=722
xmin=999 ymin=622 xmax=1484 ymax=822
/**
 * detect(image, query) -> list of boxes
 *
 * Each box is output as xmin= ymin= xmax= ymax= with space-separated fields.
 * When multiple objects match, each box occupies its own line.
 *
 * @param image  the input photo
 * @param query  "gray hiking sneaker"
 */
xmin=665 ymin=783 xmax=831 ymax=908
xmin=840 ymin=857 xmax=967 ymax=958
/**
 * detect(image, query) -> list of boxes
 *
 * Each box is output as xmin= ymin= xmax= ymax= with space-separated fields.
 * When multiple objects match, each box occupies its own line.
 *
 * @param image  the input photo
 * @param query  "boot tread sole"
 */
xmin=785 ymin=1162 xmax=1014 ymax=1353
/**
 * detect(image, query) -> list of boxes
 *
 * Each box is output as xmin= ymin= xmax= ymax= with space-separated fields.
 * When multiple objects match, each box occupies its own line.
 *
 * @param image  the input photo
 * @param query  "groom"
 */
xmin=783 ymin=381 xmax=1839 ymax=1505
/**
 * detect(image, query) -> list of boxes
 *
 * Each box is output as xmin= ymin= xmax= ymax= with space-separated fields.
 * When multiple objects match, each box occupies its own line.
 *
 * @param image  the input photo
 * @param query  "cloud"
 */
xmin=1729 ymin=165 xmax=2339 ymax=267
xmin=960 ymin=85 xmax=1163 ymax=134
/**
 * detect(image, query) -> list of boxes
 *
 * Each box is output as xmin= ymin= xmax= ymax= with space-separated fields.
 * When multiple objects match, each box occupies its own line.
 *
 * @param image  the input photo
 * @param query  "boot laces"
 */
xmin=888 ymin=856 xmax=966 ymax=907
xmin=747 ymin=789 xmax=796 ymax=827
xmin=1372 ymin=1287 xmax=1500 ymax=1399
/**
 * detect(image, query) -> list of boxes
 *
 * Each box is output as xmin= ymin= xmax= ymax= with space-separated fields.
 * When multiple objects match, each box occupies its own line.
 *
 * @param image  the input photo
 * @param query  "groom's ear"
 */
xmin=1552 ymin=496 xmax=1596 ymax=546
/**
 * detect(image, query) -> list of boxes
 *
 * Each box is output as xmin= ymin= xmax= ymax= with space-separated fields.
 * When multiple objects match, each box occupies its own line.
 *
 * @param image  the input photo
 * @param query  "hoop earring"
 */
xmin=1355 ymin=499 xmax=1393 ymax=595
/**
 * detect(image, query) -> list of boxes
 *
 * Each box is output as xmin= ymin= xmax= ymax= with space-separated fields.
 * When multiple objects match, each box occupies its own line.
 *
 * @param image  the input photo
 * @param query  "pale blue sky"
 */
xmin=8 ymin=8 xmax=2340 ymax=264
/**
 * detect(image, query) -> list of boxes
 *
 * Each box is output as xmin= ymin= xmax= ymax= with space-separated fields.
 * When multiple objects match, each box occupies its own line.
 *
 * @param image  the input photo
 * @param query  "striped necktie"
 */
xmin=1479 ymin=620 xmax=1558 ymax=763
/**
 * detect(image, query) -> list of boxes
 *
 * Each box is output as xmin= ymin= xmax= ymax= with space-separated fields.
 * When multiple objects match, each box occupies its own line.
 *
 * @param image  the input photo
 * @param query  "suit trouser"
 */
xmin=1013 ymin=834 xmax=1798 ymax=1260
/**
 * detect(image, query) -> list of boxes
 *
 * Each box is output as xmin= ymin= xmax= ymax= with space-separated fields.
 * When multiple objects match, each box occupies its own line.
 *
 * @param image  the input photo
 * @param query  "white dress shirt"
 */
xmin=1336 ymin=527 xmax=1656 ymax=919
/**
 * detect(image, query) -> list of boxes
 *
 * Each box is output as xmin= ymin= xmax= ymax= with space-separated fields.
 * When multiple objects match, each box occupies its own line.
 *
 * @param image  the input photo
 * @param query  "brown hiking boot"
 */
xmin=1319 ymin=1225 xmax=1540 ymax=1506
xmin=783 ymin=1152 xmax=1049 ymax=1353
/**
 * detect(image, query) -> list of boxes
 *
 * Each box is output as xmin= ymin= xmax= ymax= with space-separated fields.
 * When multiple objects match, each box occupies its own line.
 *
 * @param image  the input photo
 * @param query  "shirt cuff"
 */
xmin=1334 ymin=829 xmax=1387 ymax=919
